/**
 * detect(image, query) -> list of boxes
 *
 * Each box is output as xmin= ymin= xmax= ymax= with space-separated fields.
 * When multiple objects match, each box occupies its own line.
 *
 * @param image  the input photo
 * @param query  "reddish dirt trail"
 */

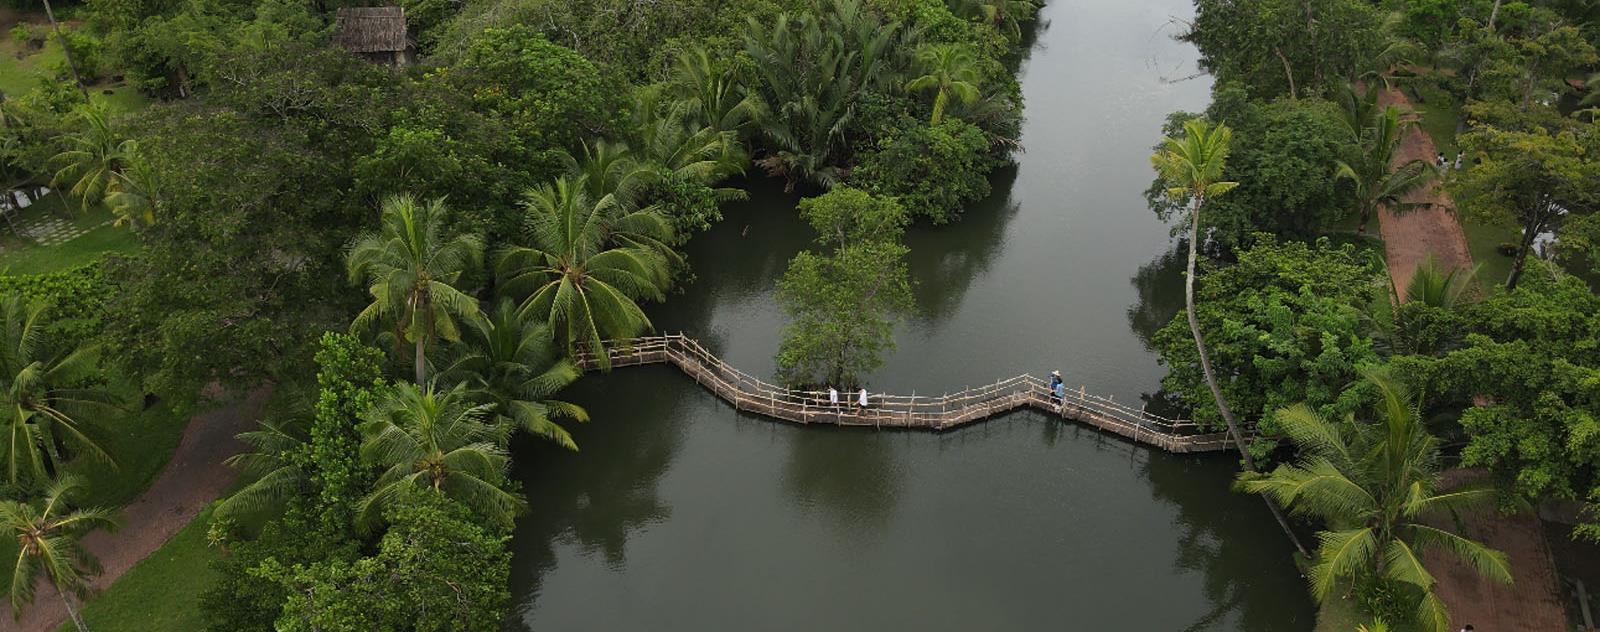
xmin=1374 ymin=87 xmax=1475 ymax=290
xmin=1 ymin=388 xmax=267 ymax=632
xmin=1424 ymin=470 xmax=1568 ymax=631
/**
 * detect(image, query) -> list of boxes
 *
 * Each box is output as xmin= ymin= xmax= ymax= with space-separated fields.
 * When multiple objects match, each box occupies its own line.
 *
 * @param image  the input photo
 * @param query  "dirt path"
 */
xmin=1374 ymin=87 xmax=1475 ymax=290
xmin=1 ymin=388 xmax=268 ymax=632
xmin=1425 ymin=470 xmax=1569 ymax=631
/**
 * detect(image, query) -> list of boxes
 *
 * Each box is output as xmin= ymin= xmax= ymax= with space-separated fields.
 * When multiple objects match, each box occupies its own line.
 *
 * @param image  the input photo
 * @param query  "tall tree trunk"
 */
xmin=1274 ymin=47 xmax=1297 ymax=100
xmin=40 ymin=0 xmax=88 ymax=100
xmin=1506 ymin=221 xmax=1539 ymax=291
xmin=1488 ymin=0 xmax=1503 ymax=30
xmin=414 ymin=335 xmax=427 ymax=385
xmin=1185 ymin=200 xmax=1310 ymax=557
xmin=57 ymin=582 xmax=89 ymax=632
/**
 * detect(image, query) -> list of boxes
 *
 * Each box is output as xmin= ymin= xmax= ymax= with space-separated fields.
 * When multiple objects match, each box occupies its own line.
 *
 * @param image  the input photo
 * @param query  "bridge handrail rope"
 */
xmin=577 ymin=334 xmax=1243 ymax=453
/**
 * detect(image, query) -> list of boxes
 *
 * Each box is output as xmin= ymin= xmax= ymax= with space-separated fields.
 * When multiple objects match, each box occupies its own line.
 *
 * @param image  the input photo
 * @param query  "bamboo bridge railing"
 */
xmin=575 ymin=335 xmax=1239 ymax=454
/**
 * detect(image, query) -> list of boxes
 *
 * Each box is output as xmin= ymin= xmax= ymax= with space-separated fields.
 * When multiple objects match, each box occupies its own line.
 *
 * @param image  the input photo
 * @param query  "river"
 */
xmin=506 ymin=0 xmax=1316 ymax=629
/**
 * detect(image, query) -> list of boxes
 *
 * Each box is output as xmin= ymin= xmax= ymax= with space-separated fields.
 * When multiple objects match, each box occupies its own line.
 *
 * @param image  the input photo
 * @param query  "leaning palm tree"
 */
xmin=1336 ymin=106 xmax=1434 ymax=234
xmin=0 ymin=296 xmax=118 ymax=489
xmin=1239 ymin=372 xmax=1513 ymax=632
xmin=905 ymin=43 xmax=982 ymax=126
xmin=51 ymin=105 xmax=132 ymax=211
xmin=356 ymin=382 xmax=524 ymax=531
xmin=346 ymin=195 xmax=485 ymax=385
xmin=1151 ymin=119 xmax=1308 ymax=556
xmin=2 ymin=476 xmax=118 ymax=632
xmin=39 ymin=0 xmax=86 ymax=98
xmin=495 ymin=177 xmax=671 ymax=368
xmin=436 ymin=299 xmax=589 ymax=450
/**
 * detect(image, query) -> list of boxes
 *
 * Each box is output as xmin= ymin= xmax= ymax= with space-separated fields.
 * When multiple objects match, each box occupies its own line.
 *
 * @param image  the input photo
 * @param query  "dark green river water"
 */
xmin=507 ymin=0 xmax=1316 ymax=629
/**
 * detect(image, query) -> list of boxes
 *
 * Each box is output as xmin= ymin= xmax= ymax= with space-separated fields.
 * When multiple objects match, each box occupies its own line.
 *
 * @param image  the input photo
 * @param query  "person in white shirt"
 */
xmin=857 ymin=388 xmax=868 ymax=409
xmin=828 ymin=386 xmax=839 ymax=409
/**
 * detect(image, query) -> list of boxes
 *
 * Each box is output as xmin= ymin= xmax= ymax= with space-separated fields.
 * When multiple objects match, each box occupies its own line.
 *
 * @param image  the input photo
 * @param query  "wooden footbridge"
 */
xmin=577 ymin=335 xmax=1238 ymax=454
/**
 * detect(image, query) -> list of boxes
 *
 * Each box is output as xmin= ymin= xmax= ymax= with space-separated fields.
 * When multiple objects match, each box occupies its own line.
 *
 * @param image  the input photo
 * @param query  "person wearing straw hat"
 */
xmin=1048 ymin=370 xmax=1063 ymax=404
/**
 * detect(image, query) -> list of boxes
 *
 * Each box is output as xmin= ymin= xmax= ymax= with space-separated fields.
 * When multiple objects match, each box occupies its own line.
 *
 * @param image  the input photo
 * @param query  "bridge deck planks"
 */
xmin=579 ymin=335 xmax=1237 ymax=454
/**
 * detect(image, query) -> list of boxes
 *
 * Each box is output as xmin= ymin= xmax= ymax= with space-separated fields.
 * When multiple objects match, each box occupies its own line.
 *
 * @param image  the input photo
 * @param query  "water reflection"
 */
xmin=779 ymin=426 xmax=904 ymax=535
xmin=505 ymin=367 xmax=685 ymax=626
xmin=1127 ymin=243 xmax=1186 ymax=351
xmin=905 ymin=165 xmax=1024 ymax=323
xmin=1142 ymin=451 xmax=1315 ymax=632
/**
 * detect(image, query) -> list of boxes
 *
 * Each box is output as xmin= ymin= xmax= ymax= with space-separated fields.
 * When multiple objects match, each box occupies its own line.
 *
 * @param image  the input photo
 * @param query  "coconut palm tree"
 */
xmin=905 ymin=43 xmax=982 ymax=126
xmin=1403 ymin=255 xmax=1479 ymax=309
xmin=213 ymin=401 xmax=311 ymax=522
xmin=0 ymin=296 xmax=118 ymax=489
xmin=1336 ymin=105 xmax=1434 ymax=234
xmin=102 ymin=142 xmax=159 ymax=229
xmin=495 ymin=177 xmax=670 ymax=367
xmin=38 ymin=0 xmax=86 ymax=99
xmin=436 ymin=299 xmax=589 ymax=450
xmin=51 ymin=105 xmax=132 ymax=211
xmin=954 ymin=0 xmax=1038 ymax=41
xmin=356 ymin=382 xmax=524 ymax=531
xmin=1151 ymin=118 xmax=1308 ymax=556
xmin=346 ymin=195 xmax=485 ymax=385
xmin=2 ymin=476 xmax=118 ymax=632
xmin=1238 ymin=372 xmax=1513 ymax=632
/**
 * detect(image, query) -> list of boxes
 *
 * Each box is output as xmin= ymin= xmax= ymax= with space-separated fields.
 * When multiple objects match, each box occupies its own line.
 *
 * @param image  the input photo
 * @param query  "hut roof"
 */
xmin=332 ymin=7 xmax=410 ymax=53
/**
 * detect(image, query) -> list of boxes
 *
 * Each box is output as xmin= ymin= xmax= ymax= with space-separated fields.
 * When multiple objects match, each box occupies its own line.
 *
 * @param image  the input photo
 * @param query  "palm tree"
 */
xmin=346 ymin=195 xmax=485 ymax=385
xmin=356 ymin=382 xmax=524 ymax=531
xmin=1151 ymin=119 xmax=1308 ymax=556
xmin=436 ymin=299 xmax=589 ymax=450
xmin=214 ymin=402 xmax=311 ymax=522
xmin=102 ymin=142 xmax=159 ymax=229
xmin=51 ymin=105 xmax=132 ymax=211
xmin=905 ymin=44 xmax=982 ymax=126
xmin=2 ymin=476 xmax=118 ymax=632
xmin=0 ymin=296 xmax=118 ymax=488
xmin=1403 ymin=255 xmax=1479 ymax=309
xmin=954 ymin=0 xmax=1038 ymax=41
xmin=38 ymin=0 xmax=86 ymax=99
xmin=1238 ymin=372 xmax=1513 ymax=632
xmin=495 ymin=177 xmax=670 ymax=367
xmin=663 ymin=45 xmax=762 ymax=135
xmin=1336 ymin=103 xmax=1434 ymax=234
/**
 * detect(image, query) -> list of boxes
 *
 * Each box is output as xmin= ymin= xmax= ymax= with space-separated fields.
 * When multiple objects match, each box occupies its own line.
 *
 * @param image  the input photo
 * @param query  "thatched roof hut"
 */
xmin=332 ymin=7 xmax=415 ymax=67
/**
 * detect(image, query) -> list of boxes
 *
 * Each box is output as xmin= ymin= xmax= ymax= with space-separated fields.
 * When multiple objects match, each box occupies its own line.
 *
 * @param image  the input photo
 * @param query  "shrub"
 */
xmin=1496 ymin=242 xmax=1519 ymax=257
xmin=852 ymin=118 xmax=994 ymax=224
xmin=0 ymin=258 xmax=119 ymax=345
xmin=10 ymin=23 xmax=43 ymax=50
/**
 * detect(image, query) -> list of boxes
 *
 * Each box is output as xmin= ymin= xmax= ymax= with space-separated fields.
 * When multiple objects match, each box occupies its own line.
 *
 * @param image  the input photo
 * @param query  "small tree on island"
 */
xmin=775 ymin=188 xmax=913 ymax=388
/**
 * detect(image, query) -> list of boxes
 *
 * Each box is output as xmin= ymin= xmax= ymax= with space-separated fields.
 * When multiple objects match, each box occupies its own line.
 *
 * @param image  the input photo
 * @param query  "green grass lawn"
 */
xmin=0 ymin=196 xmax=140 ymax=275
xmin=55 ymin=507 xmax=220 ymax=632
xmin=1315 ymin=594 xmax=1367 ymax=632
xmin=0 ymin=22 xmax=149 ymax=114
xmin=1408 ymin=79 xmax=1462 ymax=157
xmin=1460 ymin=216 xmax=1521 ymax=292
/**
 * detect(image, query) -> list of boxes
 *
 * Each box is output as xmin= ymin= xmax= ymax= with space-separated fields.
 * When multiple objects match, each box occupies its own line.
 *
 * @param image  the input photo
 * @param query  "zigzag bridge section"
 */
xmin=578 ymin=335 xmax=1237 ymax=454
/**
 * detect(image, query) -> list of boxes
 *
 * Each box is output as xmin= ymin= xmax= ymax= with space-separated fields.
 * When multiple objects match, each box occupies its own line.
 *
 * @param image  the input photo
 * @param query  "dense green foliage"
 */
xmin=1154 ymin=236 xmax=1383 ymax=457
xmin=1185 ymin=0 xmax=1390 ymax=100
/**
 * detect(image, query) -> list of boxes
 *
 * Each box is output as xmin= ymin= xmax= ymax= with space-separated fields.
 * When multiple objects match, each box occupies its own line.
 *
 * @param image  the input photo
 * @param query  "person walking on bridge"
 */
xmin=857 ymin=388 xmax=869 ymax=409
xmin=1048 ymin=370 xmax=1063 ymax=404
xmin=828 ymin=386 xmax=840 ymax=410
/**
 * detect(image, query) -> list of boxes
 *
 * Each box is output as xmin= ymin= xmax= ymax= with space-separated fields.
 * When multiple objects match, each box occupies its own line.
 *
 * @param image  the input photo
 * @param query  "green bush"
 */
xmin=10 ymin=23 xmax=43 ymax=50
xmin=53 ymin=29 xmax=106 ymax=82
xmin=852 ymin=118 xmax=995 ymax=224
xmin=0 ymin=257 xmax=119 ymax=345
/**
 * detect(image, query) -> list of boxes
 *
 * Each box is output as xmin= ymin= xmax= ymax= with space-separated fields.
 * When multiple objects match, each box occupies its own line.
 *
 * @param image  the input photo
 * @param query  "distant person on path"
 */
xmin=1048 ymin=370 xmax=1062 ymax=403
xmin=1459 ymin=625 xmax=1473 ymax=632
xmin=1052 ymin=381 xmax=1066 ymax=412
xmin=857 ymin=388 xmax=868 ymax=409
xmin=1437 ymin=152 xmax=1447 ymax=168
xmin=1454 ymin=152 xmax=1464 ymax=170
xmin=828 ymin=386 xmax=839 ymax=409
